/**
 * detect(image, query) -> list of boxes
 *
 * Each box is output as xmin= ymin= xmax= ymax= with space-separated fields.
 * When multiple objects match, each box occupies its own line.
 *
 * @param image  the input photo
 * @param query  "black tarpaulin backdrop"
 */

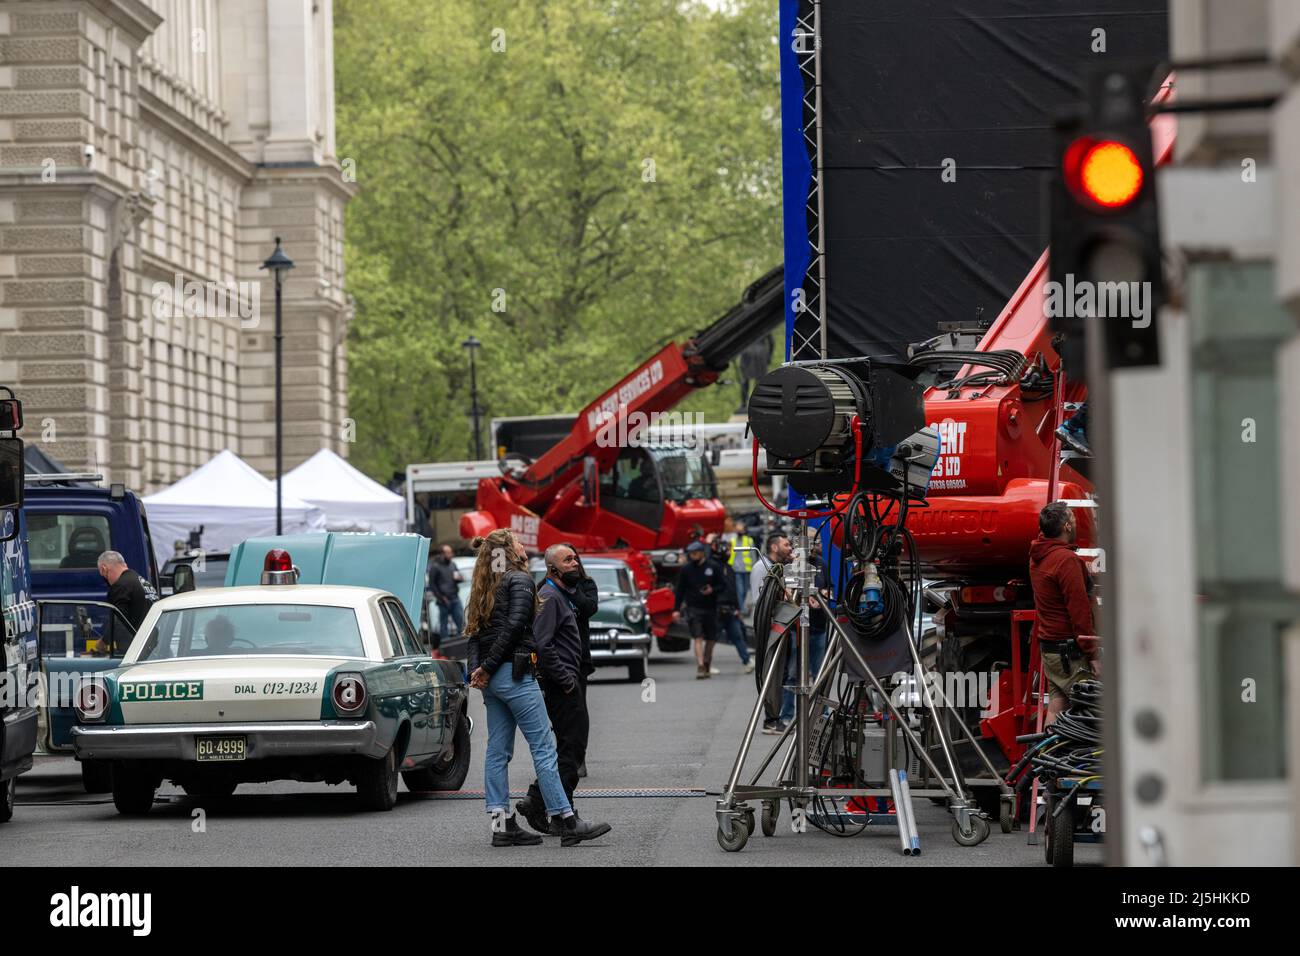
xmin=804 ymin=0 xmax=1168 ymax=360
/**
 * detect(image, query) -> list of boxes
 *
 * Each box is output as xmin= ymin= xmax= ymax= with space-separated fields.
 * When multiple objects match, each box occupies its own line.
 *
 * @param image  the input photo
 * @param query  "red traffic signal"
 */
xmin=1063 ymin=136 xmax=1144 ymax=210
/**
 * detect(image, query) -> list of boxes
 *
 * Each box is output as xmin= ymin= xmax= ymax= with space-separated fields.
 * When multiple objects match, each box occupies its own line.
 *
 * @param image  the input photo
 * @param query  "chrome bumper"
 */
xmin=590 ymin=637 xmax=651 ymax=663
xmin=71 ymin=720 xmax=385 ymax=762
xmin=592 ymin=649 xmax=649 ymax=663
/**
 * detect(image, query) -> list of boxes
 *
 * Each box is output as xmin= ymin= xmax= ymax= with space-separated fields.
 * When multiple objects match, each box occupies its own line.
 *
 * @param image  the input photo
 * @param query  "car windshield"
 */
xmin=654 ymin=450 xmax=714 ymax=502
xmin=135 ymin=604 xmax=365 ymax=660
xmin=588 ymin=568 xmax=633 ymax=596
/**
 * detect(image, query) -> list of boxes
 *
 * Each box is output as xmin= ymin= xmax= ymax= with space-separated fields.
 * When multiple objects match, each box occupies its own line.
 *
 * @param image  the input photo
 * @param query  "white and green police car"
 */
xmin=72 ymin=537 xmax=470 ymax=814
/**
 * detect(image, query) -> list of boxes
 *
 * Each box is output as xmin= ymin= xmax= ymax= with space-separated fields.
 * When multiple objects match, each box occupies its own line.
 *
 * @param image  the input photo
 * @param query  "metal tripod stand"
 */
xmin=714 ymin=520 xmax=994 ymax=853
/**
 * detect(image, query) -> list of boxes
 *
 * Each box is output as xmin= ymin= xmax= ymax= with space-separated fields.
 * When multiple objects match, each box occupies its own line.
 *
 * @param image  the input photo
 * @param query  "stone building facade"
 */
xmin=0 ymin=0 xmax=354 ymax=491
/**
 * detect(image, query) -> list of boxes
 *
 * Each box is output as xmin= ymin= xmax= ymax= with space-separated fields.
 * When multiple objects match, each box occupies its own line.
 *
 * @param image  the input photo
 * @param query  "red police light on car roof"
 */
xmin=260 ymin=549 xmax=298 ymax=585
xmin=264 ymin=549 xmax=293 ymax=572
xmin=1063 ymin=136 xmax=1144 ymax=210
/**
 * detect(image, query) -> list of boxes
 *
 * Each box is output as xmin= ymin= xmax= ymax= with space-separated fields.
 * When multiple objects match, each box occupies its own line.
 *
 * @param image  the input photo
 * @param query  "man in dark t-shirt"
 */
xmin=97 ymin=550 xmax=154 ymax=652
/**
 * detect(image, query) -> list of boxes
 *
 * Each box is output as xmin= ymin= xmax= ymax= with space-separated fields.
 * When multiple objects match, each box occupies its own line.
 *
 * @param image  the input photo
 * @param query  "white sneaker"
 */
xmin=710 ymin=666 xmax=721 ymax=675
xmin=742 ymin=661 xmax=756 ymax=674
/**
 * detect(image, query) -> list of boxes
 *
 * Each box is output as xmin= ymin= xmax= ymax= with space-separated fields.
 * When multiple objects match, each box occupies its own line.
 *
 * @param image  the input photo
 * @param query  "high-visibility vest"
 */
xmin=728 ymin=533 xmax=755 ymax=572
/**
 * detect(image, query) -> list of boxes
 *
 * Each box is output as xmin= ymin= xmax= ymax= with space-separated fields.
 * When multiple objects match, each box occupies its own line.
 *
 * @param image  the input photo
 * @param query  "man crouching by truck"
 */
xmin=1029 ymin=502 xmax=1100 ymax=724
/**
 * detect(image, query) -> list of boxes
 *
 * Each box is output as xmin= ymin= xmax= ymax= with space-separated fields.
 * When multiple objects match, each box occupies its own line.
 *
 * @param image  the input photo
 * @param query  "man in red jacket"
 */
xmin=1028 ymin=501 xmax=1100 ymax=723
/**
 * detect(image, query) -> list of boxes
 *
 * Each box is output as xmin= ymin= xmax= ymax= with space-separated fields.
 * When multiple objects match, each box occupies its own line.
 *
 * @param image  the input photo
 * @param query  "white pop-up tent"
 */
xmin=143 ymin=450 xmax=326 ymax=567
xmin=282 ymin=448 xmax=406 ymax=534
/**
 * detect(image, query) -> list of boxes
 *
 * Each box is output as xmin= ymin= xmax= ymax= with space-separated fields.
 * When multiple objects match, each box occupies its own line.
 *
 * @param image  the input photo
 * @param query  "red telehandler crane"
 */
xmin=460 ymin=267 xmax=785 ymax=637
xmin=903 ymin=103 xmax=1176 ymax=770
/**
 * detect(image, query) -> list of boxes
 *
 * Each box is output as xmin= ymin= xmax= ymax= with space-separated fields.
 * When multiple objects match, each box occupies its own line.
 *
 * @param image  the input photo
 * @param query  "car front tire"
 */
xmin=357 ymin=745 xmax=399 ymax=811
xmin=111 ymin=764 xmax=158 ymax=816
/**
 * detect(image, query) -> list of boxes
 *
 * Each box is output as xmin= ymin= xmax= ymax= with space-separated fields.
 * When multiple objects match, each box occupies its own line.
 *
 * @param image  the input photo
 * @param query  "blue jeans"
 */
xmin=437 ymin=596 xmax=465 ymax=645
xmin=480 ymin=667 xmax=571 ymax=817
xmin=719 ymin=611 xmax=749 ymax=665
xmin=732 ymin=571 xmax=749 ymax=612
xmin=780 ymin=627 xmax=828 ymax=724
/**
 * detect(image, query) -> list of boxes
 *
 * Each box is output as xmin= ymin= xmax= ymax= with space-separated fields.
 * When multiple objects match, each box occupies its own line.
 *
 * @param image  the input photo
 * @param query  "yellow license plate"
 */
xmin=196 ymin=736 xmax=246 ymax=762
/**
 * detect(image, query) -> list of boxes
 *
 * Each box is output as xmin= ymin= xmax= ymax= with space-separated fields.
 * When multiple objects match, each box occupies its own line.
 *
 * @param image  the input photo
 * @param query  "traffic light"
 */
xmin=1048 ymin=69 xmax=1162 ymax=369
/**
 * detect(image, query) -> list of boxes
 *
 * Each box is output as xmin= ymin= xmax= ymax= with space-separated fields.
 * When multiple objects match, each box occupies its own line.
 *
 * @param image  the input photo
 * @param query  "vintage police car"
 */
xmin=530 ymin=556 xmax=651 ymax=681
xmin=72 ymin=536 xmax=469 ymax=814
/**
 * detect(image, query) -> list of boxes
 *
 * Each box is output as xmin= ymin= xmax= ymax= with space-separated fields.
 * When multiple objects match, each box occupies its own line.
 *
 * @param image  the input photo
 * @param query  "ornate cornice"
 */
xmin=139 ymin=89 xmax=255 ymax=184
xmin=84 ymin=0 xmax=164 ymax=46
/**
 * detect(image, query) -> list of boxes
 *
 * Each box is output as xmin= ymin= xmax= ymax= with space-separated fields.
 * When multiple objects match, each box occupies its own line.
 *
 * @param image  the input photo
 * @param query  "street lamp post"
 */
xmin=463 ymin=335 xmax=484 ymax=460
xmin=261 ymin=237 xmax=295 ymax=533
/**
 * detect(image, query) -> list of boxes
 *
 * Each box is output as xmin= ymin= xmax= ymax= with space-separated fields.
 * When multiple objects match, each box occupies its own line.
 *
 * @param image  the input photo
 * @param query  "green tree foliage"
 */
xmin=336 ymin=0 xmax=781 ymax=479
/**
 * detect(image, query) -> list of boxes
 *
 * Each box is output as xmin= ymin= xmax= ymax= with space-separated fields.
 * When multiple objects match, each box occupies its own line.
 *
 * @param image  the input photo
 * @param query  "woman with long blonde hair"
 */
xmin=465 ymin=529 xmax=605 ymax=847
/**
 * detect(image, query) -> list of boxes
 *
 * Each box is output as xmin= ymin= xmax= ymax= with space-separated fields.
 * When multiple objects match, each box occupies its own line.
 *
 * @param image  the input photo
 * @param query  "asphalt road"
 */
xmin=4 ymin=647 xmax=1100 ymax=867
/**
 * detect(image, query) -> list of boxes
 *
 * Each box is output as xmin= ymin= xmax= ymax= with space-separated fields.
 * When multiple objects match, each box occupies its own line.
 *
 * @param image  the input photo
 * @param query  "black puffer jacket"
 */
xmin=467 ymin=569 xmax=537 ymax=676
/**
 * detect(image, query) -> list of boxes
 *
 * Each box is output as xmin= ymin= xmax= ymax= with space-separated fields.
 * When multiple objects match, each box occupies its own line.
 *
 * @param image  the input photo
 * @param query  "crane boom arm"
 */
xmin=506 ymin=267 xmax=785 ymax=511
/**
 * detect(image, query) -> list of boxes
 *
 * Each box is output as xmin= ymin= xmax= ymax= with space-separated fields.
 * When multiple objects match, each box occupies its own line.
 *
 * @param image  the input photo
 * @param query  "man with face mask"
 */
xmin=516 ymin=543 xmax=606 ymax=839
xmin=1028 ymin=501 xmax=1100 ymax=723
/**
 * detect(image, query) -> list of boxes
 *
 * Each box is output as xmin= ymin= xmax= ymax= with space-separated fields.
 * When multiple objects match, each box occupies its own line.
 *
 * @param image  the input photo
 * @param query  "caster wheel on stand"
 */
xmin=1048 ymin=801 xmax=1075 ymax=867
xmin=760 ymin=801 xmax=778 ymax=837
xmin=1000 ymin=797 xmax=1014 ymax=834
xmin=952 ymin=813 xmax=991 ymax=847
xmin=717 ymin=819 xmax=750 ymax=852
xmin=741 ymin=806 xmax=756 ymax=836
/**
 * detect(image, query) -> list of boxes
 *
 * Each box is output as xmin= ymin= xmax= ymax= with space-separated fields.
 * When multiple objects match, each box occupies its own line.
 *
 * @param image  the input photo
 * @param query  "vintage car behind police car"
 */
xmin=72 ymin=542 xmax=470 ymax=814
xmin=530 ymin=556 xmax=651 ymax=682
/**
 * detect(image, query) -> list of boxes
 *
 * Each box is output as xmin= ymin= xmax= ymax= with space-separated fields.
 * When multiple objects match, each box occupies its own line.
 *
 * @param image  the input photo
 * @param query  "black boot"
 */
xmin=1055 ymin=424 xmax=1091 ymax=456
xmin=515 ymin=797 xmax=557 ymax=836
xmin=552 ymin=812 xmax=612 ymax=847
xmin=491 ymin=813 xmax=543 ymax=847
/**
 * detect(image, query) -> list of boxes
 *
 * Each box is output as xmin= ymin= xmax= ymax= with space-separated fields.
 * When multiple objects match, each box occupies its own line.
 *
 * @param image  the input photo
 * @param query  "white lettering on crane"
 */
xmin=928 ymin=419 xmax=968 ymax=482
xmin=586 ymin=360 xmax=664 ymax=432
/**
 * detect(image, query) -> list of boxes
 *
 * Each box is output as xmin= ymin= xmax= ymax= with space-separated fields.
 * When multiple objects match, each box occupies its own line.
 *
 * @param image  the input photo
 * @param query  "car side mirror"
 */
xmin=172 ymin=563 xmax=196 ymax=594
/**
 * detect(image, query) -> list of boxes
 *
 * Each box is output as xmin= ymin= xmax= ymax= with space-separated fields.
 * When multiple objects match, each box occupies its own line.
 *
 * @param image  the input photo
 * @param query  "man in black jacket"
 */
xmin=673 ymin=539 xmax=723 ymax=679
xmin=560 ymin=545 xmax=599 ymax=779
xmin=427 ymin=544 xmax=464 ymax=653
xmin=97 ymin=550 xmax=155 ymax=653
xmin=563 ymin=547 xmax=600 ymax=683
xmin=517 ymin=544 xmax=610 ymax=841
